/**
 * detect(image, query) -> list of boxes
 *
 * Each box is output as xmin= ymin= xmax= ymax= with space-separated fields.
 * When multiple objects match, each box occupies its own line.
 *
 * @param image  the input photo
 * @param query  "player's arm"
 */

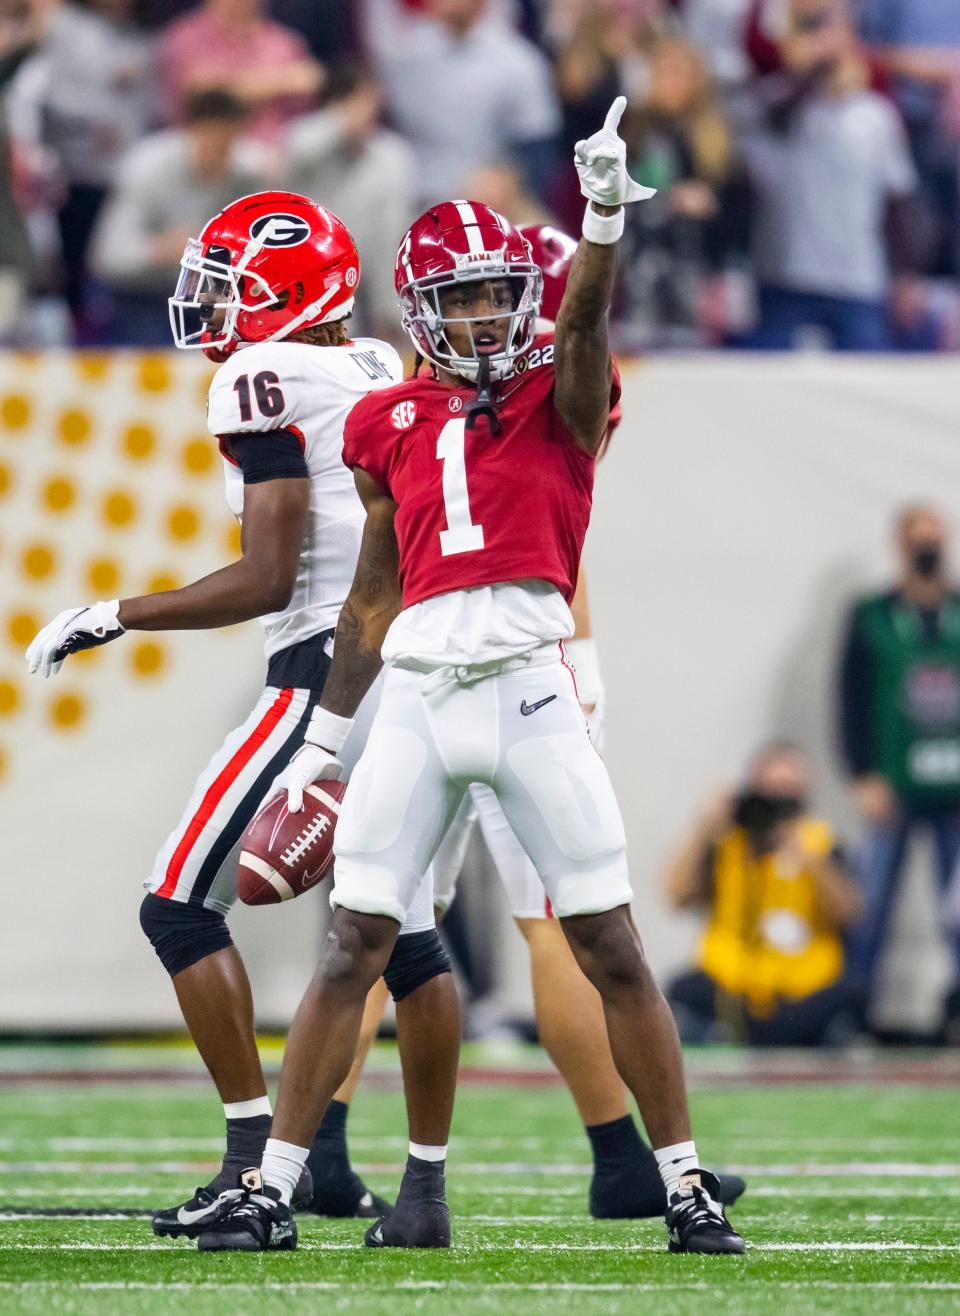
xmin=25 ymin=439 xmax=309 ymax=677
xmin=554 ymin=97 xmax=654 ymax=455
xmin=118 ymin=477 xmax=308 ymax=629
xmin=318 ymin=468 xmax=402 ymax=718
xmin=553 ymin=207 xmax=619 ymax=453
xmin=273 ymin=468 xmax=402 ymax=811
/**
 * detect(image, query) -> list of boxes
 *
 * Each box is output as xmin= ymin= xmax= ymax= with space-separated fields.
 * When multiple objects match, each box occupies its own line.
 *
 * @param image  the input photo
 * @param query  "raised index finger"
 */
xmin=603 ymin=95 xmax=626 ymax=135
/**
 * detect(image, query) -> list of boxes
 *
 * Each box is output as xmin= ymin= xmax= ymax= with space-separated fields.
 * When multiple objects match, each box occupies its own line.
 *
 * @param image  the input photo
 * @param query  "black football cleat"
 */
xmin=364 ymin=1154 xmax=450 ymax=1249
xmin=197 ymin=1169 xmax=297 ymax=1253
xmin=665 ymin=1170 xmax=745 ymax=1255
xmin=152 ymin=1165 xmax=311 ymax=1237
xmin=590 ymin=1164 xmax=747 ymax=1219
xmin=152 ymin=1185 xmax=245 ymax=1239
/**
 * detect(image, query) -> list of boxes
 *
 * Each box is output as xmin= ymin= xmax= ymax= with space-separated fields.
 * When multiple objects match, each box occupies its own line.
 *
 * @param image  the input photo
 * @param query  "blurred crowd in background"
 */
xmin=0 ymin=0 xmax=959 ymax=351
xmin=3 ymin=0 xmax=960 ymax=1049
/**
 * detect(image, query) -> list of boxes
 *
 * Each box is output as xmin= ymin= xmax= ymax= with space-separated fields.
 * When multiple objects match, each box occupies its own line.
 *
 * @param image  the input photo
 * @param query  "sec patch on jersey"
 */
xmin=237 ymin=780 xmax=346 ymax=905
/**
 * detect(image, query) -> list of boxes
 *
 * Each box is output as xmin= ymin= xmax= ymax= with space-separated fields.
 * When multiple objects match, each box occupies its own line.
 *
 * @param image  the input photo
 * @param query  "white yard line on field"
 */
xmin=3 ymin=1159 xmax=960 ymax=1177
xmin=4 ymin=1282 xmax=960 ymax=1295
xmin=2 ymin=1240 xmax=958 ymax=1253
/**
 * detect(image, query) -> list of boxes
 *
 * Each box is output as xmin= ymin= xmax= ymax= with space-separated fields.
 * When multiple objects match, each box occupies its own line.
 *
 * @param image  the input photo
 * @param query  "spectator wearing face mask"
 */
xmin=664 ymin=743 xmax=862 ymax=1046
xmin=838 ymin=505 xmax=960 ymax=1034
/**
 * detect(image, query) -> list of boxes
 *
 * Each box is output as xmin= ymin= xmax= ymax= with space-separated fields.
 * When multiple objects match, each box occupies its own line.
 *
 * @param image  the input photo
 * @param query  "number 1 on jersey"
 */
xmin=437 ymin=418 xmax=484 ymax=556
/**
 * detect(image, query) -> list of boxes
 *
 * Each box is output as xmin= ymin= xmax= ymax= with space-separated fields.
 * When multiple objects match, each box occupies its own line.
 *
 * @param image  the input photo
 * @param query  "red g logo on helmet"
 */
xmin=250 ymin=213 xmax=312 ymax=248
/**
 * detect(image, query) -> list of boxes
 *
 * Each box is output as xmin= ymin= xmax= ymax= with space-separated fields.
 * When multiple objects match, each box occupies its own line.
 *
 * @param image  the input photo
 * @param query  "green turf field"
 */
xmin=1 ymin=1043 xmax=958 ymax=1315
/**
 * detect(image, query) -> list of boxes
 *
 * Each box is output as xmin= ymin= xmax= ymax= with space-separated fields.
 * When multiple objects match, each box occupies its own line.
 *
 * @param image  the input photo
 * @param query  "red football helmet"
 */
xmin=395 ymin=200 xmax=541 ymax=381
xmin=169 ymin=191 xmax=360 ymax=352
xmin=519 ymin=224 xmax=577 ymax=324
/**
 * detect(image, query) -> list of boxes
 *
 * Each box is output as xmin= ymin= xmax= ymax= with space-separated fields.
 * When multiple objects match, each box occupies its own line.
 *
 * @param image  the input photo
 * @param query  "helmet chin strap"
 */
xmin=464 ymin=355 xmax=500 ymax=434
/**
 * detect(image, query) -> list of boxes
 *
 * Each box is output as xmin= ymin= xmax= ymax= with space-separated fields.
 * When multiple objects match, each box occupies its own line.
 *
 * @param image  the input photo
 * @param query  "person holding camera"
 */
xmin=664 ymin=743 xmax=862 ymax=1046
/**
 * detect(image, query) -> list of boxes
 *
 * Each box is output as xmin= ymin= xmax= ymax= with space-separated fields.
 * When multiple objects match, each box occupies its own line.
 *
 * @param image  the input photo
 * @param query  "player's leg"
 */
xmin=491 ymin=656 xmax=743 ymax=1253
xmin=141 ymin=687 xmax=315 ymax=1235
xmin=200 ymin=669 xmax=465 ymax=1251
xmin=473 ymin=782 xmax=746 ymax=1218
xmin=303 ymin=977 xmax=392 ymax=1219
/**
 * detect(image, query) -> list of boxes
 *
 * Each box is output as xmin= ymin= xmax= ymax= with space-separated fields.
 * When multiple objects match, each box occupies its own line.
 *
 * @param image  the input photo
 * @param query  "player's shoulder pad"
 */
xmin=207 ymin=341 xmax=301 ymax=438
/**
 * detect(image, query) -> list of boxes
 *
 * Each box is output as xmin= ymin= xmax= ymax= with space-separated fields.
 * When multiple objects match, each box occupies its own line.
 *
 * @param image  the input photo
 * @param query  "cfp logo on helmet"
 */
xmin=250 ymin=213 xmax=312 ymax=248
xmin=391 ymin=400 xmax=417 ymax=430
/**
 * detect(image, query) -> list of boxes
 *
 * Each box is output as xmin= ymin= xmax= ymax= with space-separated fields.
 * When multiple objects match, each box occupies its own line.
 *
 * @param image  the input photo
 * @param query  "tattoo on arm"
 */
xmin=320 ymin=471 xmax=402 ymax=718
xmin=553 ymin=204 xmax=619 ymax=454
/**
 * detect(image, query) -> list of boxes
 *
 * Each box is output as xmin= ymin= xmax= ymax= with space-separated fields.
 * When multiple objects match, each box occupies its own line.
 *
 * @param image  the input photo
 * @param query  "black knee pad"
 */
xmin=383 ymin=928 xmax=451 ymax=1003
xmin=139 ymin=891 xmax=233 ymax=977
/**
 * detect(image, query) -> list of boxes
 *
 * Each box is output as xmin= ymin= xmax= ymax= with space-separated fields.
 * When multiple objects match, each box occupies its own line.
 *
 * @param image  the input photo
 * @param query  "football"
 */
xmin=237 ymin=779 xmax=347 ymax=905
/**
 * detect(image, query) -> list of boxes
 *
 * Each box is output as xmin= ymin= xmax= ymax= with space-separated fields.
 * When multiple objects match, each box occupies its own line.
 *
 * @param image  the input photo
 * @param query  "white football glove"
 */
xmin=269 ymin=706 xmax=354 ymax=812
xmin=273 ymin=743 xmax=344 ymax=814
xmin=574 ymin=96 xmax=657 ymax=207
xmin=25 ymin=600 xmax=124 ymax=678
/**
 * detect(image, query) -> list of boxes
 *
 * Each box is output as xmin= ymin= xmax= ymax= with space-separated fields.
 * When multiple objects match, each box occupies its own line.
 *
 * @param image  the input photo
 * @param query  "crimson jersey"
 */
xmin=342 ymin=335 xmax=621 ymax=609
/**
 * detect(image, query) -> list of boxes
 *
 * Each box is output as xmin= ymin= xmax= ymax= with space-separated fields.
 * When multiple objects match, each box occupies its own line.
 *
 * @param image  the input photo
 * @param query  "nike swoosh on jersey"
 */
xmin=520 ymin=695 xmax=557 ymax=716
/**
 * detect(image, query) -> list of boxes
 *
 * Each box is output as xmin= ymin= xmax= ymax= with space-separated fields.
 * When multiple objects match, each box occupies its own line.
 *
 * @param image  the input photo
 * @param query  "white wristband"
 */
xmin=305 ymin=705 xmax=354 ymax=753
xmin=565 ymin=637 xmax=604 ymax=706
xmin=582 ymin=204 xmax=624 ymax=246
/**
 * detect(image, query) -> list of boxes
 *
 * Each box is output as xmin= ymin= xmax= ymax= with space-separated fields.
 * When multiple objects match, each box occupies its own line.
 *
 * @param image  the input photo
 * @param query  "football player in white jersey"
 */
xmin=25 ymin=192 xmax=461 ymax=1239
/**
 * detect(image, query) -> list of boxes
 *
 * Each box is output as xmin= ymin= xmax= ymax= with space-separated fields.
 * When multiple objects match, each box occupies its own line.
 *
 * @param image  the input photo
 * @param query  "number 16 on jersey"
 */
xmin=437 ymin=419 xmax=485 ymax=557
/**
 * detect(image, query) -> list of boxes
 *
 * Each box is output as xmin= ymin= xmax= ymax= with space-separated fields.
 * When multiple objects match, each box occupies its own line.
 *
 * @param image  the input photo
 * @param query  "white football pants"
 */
xmin=332 ymin=647 xmax=632 ymax=925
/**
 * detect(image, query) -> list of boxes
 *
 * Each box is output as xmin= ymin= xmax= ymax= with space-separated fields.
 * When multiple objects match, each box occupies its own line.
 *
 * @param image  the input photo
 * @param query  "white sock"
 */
xmin=261 ymin=1137 xmax=309 ymax=1205
xmin=654 ymin=1140 xmax=700 ymax=1199
xmin=223 ymin=1096 xmax=272 ymax=1120
xmin=409 ymin=1141 xmax=447 ymax=1163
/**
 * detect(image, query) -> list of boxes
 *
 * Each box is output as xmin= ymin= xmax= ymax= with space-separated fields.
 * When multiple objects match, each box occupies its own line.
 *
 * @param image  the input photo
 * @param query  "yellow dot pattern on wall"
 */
xmin=168 ymin=504 xmax=200 ymax=541
xmin=43 ymin=475 xmax=76 ymax=513
xmin=21 ymin=542 xmax=56 ymax=580
xmin=0 ymin=679 xmax=20 ymax=716
xmin=75 ymin=353 xmax=110 ymax=382
xmin=87 ymin=558 xmax=121 ymax=594
xmin=147 ymin=571 xmax=179 ymax=594
xmin=123 ymin=423 xmax=155 ymax=461
xmin=130 ymin=639 xmax=166 ymax=679
xmin=0 ymin=461 xmax=11 ymax=496
xmin=7 ymin=612 xmax=38 ymax=648
xmin=182 ymin=438 xmax=214 ymax=476
xmin=2 ymin=394 xmax=31 ymax=431
xmin=138 ymin=355 xmax=171 ymax=393
xmin=0 ymin=745 xmax=7 ymax=782
xmin=225 ymin=520 xmax=242 ymax=557
xmin=102 ymin=489 xmax=137 ymax=529
xmin=50 ymin=691 xmax=85 ymax=730
xmin=58 ymin=409 xmax=92 ymax=446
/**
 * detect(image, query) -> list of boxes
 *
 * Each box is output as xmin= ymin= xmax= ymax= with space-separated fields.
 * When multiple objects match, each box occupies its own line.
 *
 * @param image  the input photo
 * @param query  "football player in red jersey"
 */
xmin=25 ymin=192 xmax=461 ymax=1241
xmin=201 ymin=100 xmax=744 ymax=1256
xmin=424 ymin=221 xmax=745 ymax=1221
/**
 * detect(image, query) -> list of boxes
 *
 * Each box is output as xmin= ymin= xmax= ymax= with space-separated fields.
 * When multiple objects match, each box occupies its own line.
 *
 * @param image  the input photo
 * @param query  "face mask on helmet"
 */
xmin=168 ymin=239 xmax=283 ymax=351
xmin=399 ymin=261 xmax=542 ymax=383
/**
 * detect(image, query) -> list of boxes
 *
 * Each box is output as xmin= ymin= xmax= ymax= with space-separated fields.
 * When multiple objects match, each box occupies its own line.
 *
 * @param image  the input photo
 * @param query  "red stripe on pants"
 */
xmin=155 ymin=687 xmax=294 ymax=899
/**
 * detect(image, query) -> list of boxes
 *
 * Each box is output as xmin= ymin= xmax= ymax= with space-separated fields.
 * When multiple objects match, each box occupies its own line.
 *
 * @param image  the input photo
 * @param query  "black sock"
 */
xmin=212 ymin=1113 xmax=272 ymax=1190
xmin=586 ymin=1114 xmax=648 ymax=1169
xmin=586 ymin=1115 xmax=666 ymax=1219
xmin=306 ymin=1100 xmax=367 ymax=1214
xmin=314 ymin=1099 xmax=349 ymax=1153
xmin=399 ymin=1152 xmax=446 ymax=1204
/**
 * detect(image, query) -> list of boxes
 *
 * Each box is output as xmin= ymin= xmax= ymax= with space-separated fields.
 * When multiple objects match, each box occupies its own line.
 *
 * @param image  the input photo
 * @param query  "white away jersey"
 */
xmin=208 ymin=338 xmax=403 ymax=656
